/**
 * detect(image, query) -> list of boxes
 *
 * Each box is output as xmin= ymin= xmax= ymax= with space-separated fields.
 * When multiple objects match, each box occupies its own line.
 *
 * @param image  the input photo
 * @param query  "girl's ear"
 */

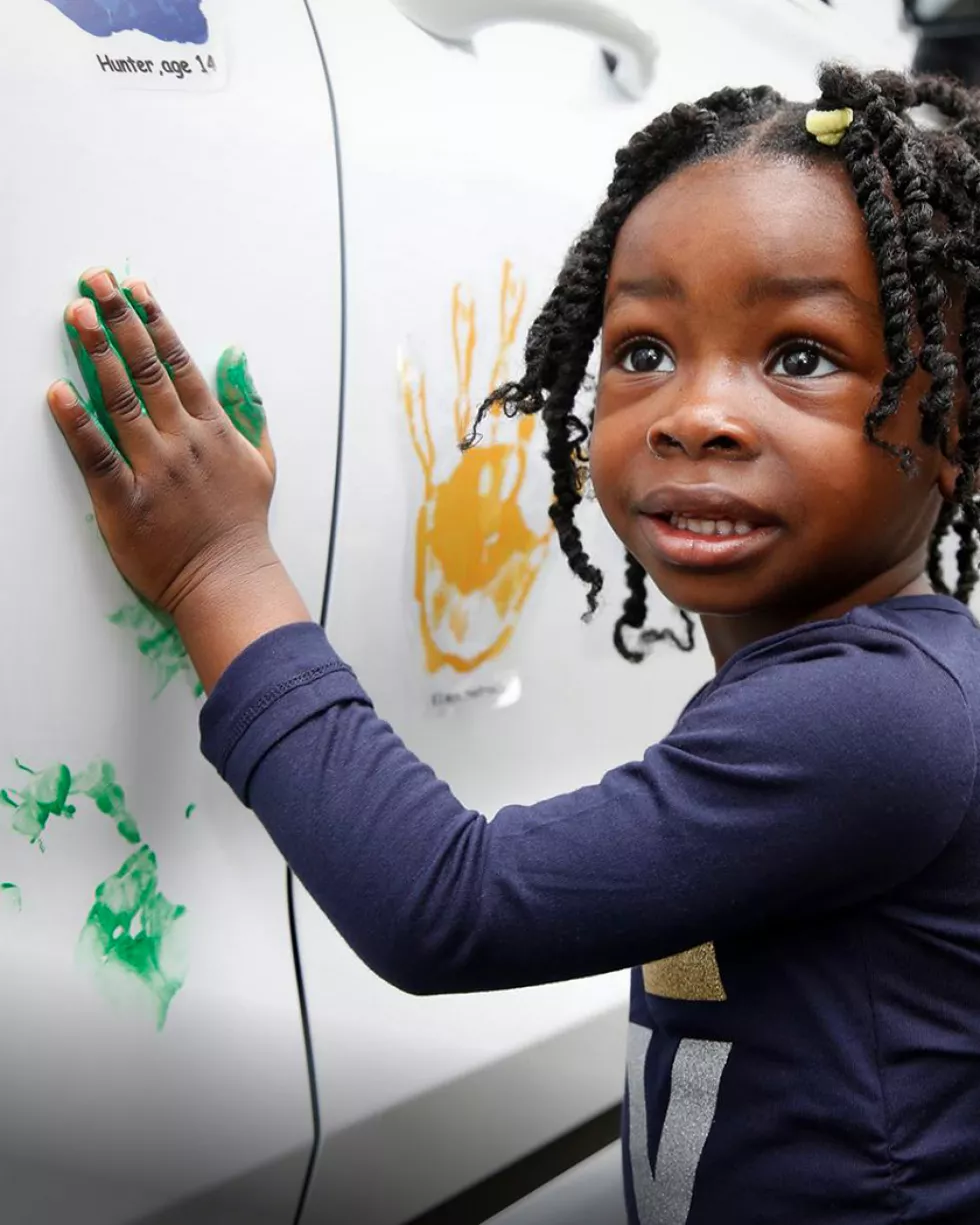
xmin=937 ymin=452 xmax=960 ymax=502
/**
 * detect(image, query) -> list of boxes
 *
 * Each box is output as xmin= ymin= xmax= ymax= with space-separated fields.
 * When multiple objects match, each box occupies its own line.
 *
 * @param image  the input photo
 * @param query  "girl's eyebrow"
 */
xmin=605 ymin=273 xmax=879 ymax=326
xmin=740 ymin=276 xmax=879 ymax=323
xmin=605 ymin=275 xmax=684 ymax=307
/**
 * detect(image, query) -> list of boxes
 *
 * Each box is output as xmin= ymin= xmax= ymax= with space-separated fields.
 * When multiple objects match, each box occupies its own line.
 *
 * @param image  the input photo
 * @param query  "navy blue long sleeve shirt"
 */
xmin=200 ymin=594 xmax=980 ymax=1224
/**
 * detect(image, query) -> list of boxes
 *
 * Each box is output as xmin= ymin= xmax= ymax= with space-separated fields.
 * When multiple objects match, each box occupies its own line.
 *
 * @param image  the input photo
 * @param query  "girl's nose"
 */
xmin=646 ymin=406 xmax=760 ymax=462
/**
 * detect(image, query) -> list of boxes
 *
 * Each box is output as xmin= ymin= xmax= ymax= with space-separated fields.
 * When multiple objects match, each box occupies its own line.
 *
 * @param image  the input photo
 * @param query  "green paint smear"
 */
xmin=216 ymin=347 xmax=265 ymax=446
xmin=1 ymin=758 xmax=144 ymax=848
xmin=184 ymin=804 xmax=196 ymax=820
xmin=1 ymin=761 xmax=76 ymax=847
xmin=109 ymin=598 xmax=203 ymax=699
xmin=74 ymin=761 xmax=142 ymax=845
xmin=3 ymin=756 xmax=190 ymax=1028
xmin=1 ymin=883 xmax=22 ymax=913
xmin=78 ymin=844 xmax=188 ymax=1031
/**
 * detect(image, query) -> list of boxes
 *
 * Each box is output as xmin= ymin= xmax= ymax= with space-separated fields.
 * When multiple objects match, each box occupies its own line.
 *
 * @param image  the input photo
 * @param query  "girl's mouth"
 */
xmin=639 ymin=512 xmax=781 ymax=568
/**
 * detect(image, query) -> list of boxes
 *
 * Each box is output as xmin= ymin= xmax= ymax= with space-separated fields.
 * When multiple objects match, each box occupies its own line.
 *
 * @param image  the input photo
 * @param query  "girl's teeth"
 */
xmin=665 ymin=515 xmax=761 ymax=537
xmin=667 ymin=516 xmax=754 ymax=537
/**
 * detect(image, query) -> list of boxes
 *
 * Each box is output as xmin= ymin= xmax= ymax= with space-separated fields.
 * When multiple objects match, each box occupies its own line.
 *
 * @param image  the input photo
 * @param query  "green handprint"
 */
xmin=78 ymin=844 xmax=188 ymax=1031
xmin=73 ymin=760 xmax=142 ymax=845
xmin=2 ymin=758 xmax=141 ymax=848
xmin=2 ymin=757 xmax=191 ymax=1026
xmin=0 ymin=760 xmax=77 ymax=848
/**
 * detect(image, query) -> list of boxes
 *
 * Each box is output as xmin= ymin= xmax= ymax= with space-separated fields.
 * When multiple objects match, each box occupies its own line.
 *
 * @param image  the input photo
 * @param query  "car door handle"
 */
xmin=388 ymin=0 xmax=657 ymax=99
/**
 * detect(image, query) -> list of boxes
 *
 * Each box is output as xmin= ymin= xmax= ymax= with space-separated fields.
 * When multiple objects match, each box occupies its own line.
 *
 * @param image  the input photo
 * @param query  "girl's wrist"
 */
xmin=170 ymin=540 xmax=313 ymax=693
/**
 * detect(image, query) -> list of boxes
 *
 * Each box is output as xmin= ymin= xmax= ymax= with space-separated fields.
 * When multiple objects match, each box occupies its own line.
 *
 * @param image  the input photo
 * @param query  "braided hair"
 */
xmin=463 ymin=65 xmax=980 ymax=662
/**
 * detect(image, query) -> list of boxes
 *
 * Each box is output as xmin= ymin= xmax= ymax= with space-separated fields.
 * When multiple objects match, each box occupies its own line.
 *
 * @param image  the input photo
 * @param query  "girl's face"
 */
xmin=591 ymin=155 xmax=958 ymax=652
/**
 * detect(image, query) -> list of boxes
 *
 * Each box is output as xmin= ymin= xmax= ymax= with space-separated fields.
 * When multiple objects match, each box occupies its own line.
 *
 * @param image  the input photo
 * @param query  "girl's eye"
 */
xmin=619 ymin=341 xmax=676 ymax=375
xmin=771 ymin=343 xmax=840 ymax=379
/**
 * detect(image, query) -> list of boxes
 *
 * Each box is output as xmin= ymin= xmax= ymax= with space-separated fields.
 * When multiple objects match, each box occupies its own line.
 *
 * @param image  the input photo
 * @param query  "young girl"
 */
xmin=46 ymin=62 xmax=980 ymax=1224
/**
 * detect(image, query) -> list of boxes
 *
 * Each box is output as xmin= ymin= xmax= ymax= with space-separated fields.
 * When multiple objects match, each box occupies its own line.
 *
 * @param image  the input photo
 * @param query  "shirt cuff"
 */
xmin=199 ymin=621 xmax=371 ymax=803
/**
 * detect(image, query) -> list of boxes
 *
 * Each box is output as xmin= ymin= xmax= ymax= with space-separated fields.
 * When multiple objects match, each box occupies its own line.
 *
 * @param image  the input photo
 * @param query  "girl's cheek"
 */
xmin=588 ymin=422 xmax=633 ymax=516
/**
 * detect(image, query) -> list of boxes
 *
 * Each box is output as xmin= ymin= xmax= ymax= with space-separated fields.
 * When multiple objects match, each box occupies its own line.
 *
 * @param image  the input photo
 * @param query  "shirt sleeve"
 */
xmin=199 ymin=620 xmax=976 ymax=995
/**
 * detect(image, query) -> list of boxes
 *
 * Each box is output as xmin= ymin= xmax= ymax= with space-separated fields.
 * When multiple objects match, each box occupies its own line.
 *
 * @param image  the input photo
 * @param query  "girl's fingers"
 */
xmin=215 ymin=346 xmax=276 ymax=475
xmin=47 ymin=380 xmax=135 ymax=503
xmin=65 ymin=298 xmax=160 ymax=464
xmin=79 ymin=269 xmax=185 ymax=433
xmin=216 ymin=347 xmax=265 ymax=445
xmin=123 ymin=280 xmax=219 ymax=420
xmin=64 ymin=312 xmax=113 ymax=443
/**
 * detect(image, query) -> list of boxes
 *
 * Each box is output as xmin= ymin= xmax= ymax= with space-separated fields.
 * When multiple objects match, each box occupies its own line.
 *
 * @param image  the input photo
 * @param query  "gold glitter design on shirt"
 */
xmin=642 ymin=942 xmax=727 ymax=1002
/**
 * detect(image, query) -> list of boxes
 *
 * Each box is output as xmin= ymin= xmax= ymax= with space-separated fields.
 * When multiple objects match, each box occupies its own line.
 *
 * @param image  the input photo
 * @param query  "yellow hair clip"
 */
xmin=805 ymin=107 xmax=854 ymax=147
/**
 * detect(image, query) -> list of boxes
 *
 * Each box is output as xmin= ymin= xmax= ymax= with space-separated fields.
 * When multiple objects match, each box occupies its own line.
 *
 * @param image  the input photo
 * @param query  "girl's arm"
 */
xmin=49 ymin=272 xmax=977 ymax=995
xmin=199 ymin=615 xmax=974 ymax=994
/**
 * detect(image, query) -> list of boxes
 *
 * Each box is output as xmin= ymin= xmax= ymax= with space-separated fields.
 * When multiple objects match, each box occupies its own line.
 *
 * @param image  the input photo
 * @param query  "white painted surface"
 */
xmin=0 ymin=1 xmax=342 ymax=1220
xmin=486 ymin=1142 xmax=629 ymax=1225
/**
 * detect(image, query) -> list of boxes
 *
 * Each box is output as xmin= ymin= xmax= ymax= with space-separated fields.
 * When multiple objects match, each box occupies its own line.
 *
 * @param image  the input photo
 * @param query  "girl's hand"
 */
xmin=48 ymin=269 xmax=311 ymax=692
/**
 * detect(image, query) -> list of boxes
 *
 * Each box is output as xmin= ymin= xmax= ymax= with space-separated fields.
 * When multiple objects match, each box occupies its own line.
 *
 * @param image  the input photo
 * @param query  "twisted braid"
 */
xmin=866 ymin=100 xmax=957 ymax=450
xmin=613 ymin=553 xmax=696 ymax=662
xmin=837 ymin=119 xmax=919 ymax=467
xmin=954 ymin=288 xmax=980 ymax=600
xmin=914 ymin=74 xmax=980 ymax=122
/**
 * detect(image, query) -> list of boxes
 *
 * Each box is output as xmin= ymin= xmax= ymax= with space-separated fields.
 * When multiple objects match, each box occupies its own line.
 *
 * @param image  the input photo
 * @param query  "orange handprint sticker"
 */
xmin=400 ymin=261 xmax=551 ymax=675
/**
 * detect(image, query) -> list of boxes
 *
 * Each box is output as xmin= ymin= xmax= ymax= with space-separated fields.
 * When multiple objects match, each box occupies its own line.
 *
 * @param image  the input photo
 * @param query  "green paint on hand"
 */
xmin=122 ymin=285 xmax=150 ymax=326
xmin=109 ymin=598 xmax=204 ymax=699
xmin=78 ymin=844 xmax=188 ymax=1031
xmin=65 ymin=321 xmax=123 ymax=451
xmin=1 ymin=883 xmax=22 ymax=913
xmin=67 ymin=275 xmax=148 ymax=457
xmin=184 ymin=804 xmax=196 ymax=820
xmin=74 ymin=761 xmax=141 ymax=845
xmin=216 ymin=347 xmax=265 ymax=446
xmin=0 ymin=761 xmax=76 ymax=848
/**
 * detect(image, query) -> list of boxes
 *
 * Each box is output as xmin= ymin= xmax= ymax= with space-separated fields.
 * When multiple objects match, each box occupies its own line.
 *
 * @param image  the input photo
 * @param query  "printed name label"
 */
xmin=93 ymin=43 xmax=226 ymax=91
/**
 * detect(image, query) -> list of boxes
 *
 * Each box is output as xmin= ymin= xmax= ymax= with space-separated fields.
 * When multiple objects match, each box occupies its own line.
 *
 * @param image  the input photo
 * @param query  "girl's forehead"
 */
xmin=609 ymin=155 xmax=877 ymax=297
